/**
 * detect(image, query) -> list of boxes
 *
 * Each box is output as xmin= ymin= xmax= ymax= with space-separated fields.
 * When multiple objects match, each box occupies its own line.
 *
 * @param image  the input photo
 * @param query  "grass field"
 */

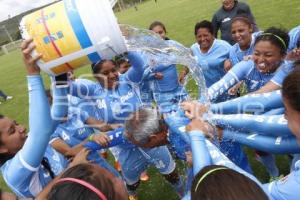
xmin=0 ymin=0 xmax=299 ymax=199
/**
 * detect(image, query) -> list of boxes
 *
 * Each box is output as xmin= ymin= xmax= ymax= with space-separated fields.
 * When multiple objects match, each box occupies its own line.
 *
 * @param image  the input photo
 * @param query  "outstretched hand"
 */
xmin=69 ymin=148 xmax=91 ymax=167
xmin=180 ymin=101 xmax=208 ymax=119
xmin=185 ymin=119 xmax=214 ymax=139
xmin=92 ymin=133 xmax=111 ymax=147
xmin=21 ymin=38 xmax=42 ymax=75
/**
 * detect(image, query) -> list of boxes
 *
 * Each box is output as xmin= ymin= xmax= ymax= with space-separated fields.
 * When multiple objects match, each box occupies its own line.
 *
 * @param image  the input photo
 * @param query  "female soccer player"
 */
xmin=184 ymin=69 xmax=300 ymax=200
xmin=145 ymin=21 xmax=188 ymax=113
xmin=208 ymin=27 xmax=289 ymax=102
xmin=0 ymin=39 xmax=68 ymax=198
xmin=225 ymin=16 xmax=261 ymax=70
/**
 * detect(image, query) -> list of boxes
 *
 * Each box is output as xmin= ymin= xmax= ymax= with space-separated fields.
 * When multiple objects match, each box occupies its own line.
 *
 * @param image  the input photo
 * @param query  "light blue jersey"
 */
xmin=264 ymin=160 xmax=300 ymax=200
xmin=70 ymin=52 xmax=145 ymax=123
xmin=1 ymin=76 xmax=68 ymax=198
xmin=141 ymin=40 xmax=188 ymax=112
xmin=50 ymin=108 xmax=93 ymax=143
xmin=229 ymin=31 xmax=261 ymax=65
xmin=208 ymin=60 xmax=278 ymax=101
xmin=83 ymin=127 xmax=177 ymax=186
xmin=118 ymin=145 xmax=176 ymax=185
xmin=270 ymin=61 xmax=295 ymax=87
xmin=191 ymin=40 xmax=253 ymax=172
xmin=50 ymin=109 xmax=120 ymax=177
xmin=287 ymin=25 xmax=300 ymax=52
xmin=191 ymin=39 xmax=231 ymax=88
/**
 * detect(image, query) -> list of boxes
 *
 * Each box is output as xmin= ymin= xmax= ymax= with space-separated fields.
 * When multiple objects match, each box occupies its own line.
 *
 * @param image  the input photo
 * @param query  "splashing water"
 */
xmin=120 ymin=24 xmax=209 ymax=104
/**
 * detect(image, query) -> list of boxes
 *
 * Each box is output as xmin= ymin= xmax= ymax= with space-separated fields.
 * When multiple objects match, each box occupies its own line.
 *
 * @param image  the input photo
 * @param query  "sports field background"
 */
xmin=0 ymin=0 xmax=299 ymax=199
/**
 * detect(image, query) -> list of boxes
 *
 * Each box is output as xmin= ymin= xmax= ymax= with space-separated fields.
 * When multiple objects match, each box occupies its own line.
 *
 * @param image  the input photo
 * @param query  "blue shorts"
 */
xmin=118 ymin=146 xmax=176 ymax=185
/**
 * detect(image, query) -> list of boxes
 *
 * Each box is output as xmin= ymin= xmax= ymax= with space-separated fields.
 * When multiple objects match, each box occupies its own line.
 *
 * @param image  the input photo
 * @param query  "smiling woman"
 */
xmin=211 ymin=0 xmax=258 ymax=44
xmin=0 ymin=39 xmax=68 ymax=198
xmin=189 ymin=20 xmax=232 ymax=100
xmin=228 ymin=16 xmax=262 ymax=68
xmin=207 ymin=26 xmax=290 ymax=102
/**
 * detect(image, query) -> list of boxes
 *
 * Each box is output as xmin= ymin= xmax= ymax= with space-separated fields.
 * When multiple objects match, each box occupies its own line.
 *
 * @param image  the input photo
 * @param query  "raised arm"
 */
xmin=186 ymin=119 xmax=262 ymax=187
xmin=222 ymin=130 xmax=300 ymax=154
xmin=211 ymin=114 xmax=292 ymax=137
xmin=189 ymin=131 xmax=212 ymax=175
xmin=210 ymin=90 xmax=283 ymax=114
xmin=125 ymin=51 xmax=146 ymax=83
xmin=19 ymin=39 xmax=53 ymax=168
xmin=84 ymin=127 xmax=129 ymax=151
xmin=208 ymin=61 xmax=251 ymax=102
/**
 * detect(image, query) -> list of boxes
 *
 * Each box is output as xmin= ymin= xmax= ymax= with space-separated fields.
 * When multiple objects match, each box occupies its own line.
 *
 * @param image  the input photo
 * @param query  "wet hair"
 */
xmin=149 ymin=21 xmax=167 ymax=33
xmin=191 ymin=165 xmax=268 ymax=200
xmin=91 ymin=60 xmax=116 ymax=74
xmin=125 ymin=108 xmax=165 ymax=144
xmin=282 ymin=68 xmax=300 ymax=112
xmin=254 ymin=27 xmax=289 ymax=55
xmin=48 ymin=163 xmax=120 ymax=200
xmin=231 ymin=15 xmax=253 ymax=29
xmin=194 ymin=20 xmax=214 ymax=36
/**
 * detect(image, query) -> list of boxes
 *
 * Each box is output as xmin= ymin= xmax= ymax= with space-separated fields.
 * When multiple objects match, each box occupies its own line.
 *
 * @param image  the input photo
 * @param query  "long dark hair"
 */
xmin=191 ymin=165 xmax=268 ymax=200
xmin=48 ymin=163 xmax=118 ymax=200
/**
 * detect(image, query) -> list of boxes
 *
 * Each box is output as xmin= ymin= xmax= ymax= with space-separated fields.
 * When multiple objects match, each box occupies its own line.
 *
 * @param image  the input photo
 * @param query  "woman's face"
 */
xmin=151 ymin=25 xmax=166 ymax=39
xmin=196 ymin=28 xmax=214 ymax=51
xmin=95 ymin=61 xmax=119 ymax=89
xmin=221 ymin=0 xmax=235 ymax=10
xmin=231 ymin=20 xmax=253 ymax=50
xmin=252 ymin=40 xmax=284 ymax=73
xmin=0 ymin=117 xmax=27 ymax=155
xmin=283 ymin=97 xmax=300 ymax=142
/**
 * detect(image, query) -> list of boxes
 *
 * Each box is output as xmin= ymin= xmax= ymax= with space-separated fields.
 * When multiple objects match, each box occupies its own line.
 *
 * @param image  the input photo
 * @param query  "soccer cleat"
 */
xmin=6 ymin=96 xmax=13 ymax=100
xmin=129 ymin=194 xmax=138 ymax=200
xmin=139 ymin=171 xmax=149 ymax=182
xmin=101 ymin=151 xmax=108 ymax=159
xmin=114 ymin=161 xmax=122 ymax=172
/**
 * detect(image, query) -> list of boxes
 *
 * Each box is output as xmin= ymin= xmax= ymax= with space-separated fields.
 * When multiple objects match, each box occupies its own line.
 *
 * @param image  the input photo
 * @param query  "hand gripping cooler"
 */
xmin=20 ymin=0 xmax=127 ymax=75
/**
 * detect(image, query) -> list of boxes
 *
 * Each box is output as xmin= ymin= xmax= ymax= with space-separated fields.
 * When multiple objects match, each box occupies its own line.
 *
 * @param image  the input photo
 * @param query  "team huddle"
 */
xmin=1 ymin=0 xmax=300 ymax=200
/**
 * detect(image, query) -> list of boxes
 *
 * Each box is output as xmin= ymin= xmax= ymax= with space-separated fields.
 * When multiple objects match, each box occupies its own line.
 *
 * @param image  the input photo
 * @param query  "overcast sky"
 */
xmin=0 ymin=0 xmax=57 ymax=22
